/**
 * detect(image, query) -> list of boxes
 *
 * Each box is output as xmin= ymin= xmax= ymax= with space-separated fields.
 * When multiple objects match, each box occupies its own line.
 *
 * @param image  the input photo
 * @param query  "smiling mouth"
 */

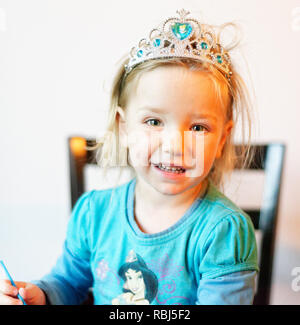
xmin=154 ymin=163 xmax=186 ymax=174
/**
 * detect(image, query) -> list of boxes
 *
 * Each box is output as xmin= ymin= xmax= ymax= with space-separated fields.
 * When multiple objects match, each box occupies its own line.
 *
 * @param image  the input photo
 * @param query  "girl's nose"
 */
xmin=161 ymin=129 xmax=185 ymax=157
xmin=159 ymin=128 xmax=200 ymax=169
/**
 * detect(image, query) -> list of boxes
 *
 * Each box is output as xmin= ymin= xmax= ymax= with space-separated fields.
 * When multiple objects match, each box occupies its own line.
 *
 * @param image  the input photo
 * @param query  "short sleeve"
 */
xmin=200 ymin=213 xmax=259 ymax=279
xmin=66 ymin=191 xmax=93 ymax=260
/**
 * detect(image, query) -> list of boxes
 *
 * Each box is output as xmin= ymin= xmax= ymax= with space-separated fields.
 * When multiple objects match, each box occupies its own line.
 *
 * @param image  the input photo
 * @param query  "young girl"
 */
xmin=0 ymin=9 xmax=259 ymax=305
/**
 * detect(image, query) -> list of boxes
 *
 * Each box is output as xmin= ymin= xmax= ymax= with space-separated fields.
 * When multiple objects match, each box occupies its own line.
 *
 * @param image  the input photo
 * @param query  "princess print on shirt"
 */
xmin=111 ymin=250 xmax=158 ymax=305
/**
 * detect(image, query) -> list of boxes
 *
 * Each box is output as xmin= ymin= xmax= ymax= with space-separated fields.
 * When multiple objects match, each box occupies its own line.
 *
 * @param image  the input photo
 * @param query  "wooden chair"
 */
xmin=67 ymin=136 xmax=286 ymax=305
xmin=233 ymin=143 xmax=286 ymax=304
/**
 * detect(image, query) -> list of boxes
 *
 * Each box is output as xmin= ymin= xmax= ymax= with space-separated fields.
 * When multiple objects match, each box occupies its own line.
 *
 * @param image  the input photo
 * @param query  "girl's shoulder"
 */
xmin=202 ymin=180 xmax=247 ymax=216
xmin=70 ymin=178 xmax=133 ymax=223
xmin=202 ymin=181 xmax=250 ymax=218
xmin=87 ymin=178 xmax=133 ymax=208
xmin=197 ymin=179 xmax=255 ymax=237
xmin=194 ymin=181 xmax=259 ymax=278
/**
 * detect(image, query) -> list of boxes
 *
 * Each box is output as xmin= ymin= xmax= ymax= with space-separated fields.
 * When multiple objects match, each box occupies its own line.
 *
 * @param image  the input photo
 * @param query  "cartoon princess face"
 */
xmin=124 ymin=268 xmax=146 ymax=296
xmin=111 ymin=250 xmax=158 ymax=305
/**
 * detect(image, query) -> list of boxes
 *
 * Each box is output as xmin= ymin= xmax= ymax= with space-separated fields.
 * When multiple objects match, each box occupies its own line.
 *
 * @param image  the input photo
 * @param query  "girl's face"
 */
xmin=118 ymin=66 xmax=233 ymax=195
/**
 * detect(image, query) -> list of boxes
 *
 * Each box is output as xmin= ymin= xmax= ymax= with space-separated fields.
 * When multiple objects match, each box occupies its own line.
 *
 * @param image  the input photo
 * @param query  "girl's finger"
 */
xmin=0 ymin=280 xmax=18 ymax=297
xmin=18 ymin=287 xmax=26 ymax=299
xmin=0 ymin=293 xmax=23 ymax=305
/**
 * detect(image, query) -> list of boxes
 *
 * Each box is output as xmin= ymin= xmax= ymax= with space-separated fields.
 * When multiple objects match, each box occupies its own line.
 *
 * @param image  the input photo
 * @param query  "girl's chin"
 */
xmin=151 ymin=182 xmax=190 ymax=195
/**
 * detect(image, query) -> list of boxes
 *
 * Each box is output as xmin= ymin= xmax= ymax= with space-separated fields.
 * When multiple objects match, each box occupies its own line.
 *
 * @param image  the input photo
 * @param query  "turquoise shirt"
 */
xmin=34 ymin=177 xmax=259 ymax=305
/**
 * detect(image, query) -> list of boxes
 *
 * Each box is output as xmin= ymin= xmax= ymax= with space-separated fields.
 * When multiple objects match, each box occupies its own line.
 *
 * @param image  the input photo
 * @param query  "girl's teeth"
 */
xmin=158 ymin=164 xmax=185 ymax=173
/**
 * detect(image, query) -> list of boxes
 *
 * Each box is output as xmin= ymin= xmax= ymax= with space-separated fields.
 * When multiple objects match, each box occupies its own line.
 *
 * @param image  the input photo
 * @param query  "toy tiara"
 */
xmin=126 ymin=250 xmax=138 ymax=263
xmin=124 ymin=9 xmax=233 ymax=80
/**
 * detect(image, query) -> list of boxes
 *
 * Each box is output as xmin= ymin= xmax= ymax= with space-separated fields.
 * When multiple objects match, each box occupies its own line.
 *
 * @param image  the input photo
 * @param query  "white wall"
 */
xmin=0 ymin=0 xmax=299 ymax=304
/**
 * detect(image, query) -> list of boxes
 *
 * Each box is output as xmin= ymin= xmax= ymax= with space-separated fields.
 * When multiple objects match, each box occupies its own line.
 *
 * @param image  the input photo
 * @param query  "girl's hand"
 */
xmin=0 ymin=279 xmax=46 ymax=305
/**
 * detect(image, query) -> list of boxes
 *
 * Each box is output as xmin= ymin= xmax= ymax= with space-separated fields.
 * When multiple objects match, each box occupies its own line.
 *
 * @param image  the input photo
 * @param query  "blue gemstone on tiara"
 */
xmin=171 ymin=22 xmax=192 ymax=40
xmin=153 ymin=38 xmax=161 ymax=47
xmin=137 ymin=49 xmax=143 ymax=57
xmin=216 ymin=55 xmax=223 ymax=63
xmin=200 ymin=42 xmax=208 ymax=50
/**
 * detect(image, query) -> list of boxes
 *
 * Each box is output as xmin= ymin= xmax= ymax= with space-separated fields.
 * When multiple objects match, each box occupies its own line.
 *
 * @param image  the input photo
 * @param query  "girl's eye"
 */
xmin=145 ymin=119 xmax=161 ymax=127
xmin=145 ymin=120 xmax=207 ymax=132
xmin=191 ymin=124 xmax=207 ymax=132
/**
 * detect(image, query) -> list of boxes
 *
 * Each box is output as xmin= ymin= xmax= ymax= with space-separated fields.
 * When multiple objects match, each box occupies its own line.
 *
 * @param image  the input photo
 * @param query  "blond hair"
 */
xmin=87 ymin=21 xmax=254 ymax=192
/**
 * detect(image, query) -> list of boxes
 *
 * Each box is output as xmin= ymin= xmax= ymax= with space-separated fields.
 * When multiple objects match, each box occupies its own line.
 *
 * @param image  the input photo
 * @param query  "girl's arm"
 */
xmin=196 ymin=270 xmax=257 ymax=305
xmin=197 ymin=213 xmax=259 ymax=305
xmin=31 ymin=191 xmax=95 ymax=305
xmin=31 ymin=241 xmax=93 ymax=305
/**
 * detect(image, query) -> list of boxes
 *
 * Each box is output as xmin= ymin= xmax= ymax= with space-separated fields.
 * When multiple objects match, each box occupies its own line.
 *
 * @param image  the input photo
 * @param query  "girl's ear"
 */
xmin=117 ymin=106 xmax=128 ymax=148
xmin=117 ymin=106 xmax=126 ymax=122
xmin=216 ymin=119 xmax=234 ymax=159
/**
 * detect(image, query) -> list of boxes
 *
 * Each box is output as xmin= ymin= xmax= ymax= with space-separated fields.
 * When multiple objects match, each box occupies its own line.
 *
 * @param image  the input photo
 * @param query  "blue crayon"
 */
xmin=0 ymin=260 xmax=27 ymax=305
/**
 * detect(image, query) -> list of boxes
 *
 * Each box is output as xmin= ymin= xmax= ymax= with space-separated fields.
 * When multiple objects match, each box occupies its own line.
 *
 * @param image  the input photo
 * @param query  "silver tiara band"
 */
xmin=124 ymin=9 xmax=233 ymax=80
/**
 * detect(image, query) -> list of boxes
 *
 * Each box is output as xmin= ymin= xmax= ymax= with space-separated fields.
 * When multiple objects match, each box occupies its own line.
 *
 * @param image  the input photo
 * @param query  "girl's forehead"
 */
xmin=127 ymin=66 xmax=228 ymax=115
xmin=136 ymin=105 xmax=219 ymax=122
xmin=136 ymin=66 xmax=212 ymax=92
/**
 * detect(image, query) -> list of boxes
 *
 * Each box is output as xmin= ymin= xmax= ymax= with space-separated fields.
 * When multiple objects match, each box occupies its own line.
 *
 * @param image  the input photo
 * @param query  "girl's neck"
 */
xmin=133 ymin=178 xmax=208 ymax=234
xmin=135 ymin=178 xmax=208 ymax=211
xmin=134 ymin=180 xmax=208 ymax=234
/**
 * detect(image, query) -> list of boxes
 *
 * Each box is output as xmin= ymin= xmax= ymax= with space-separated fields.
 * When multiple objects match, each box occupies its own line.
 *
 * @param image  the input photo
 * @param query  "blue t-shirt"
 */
xmin=33 ymin=177 xmax=259 ymax=305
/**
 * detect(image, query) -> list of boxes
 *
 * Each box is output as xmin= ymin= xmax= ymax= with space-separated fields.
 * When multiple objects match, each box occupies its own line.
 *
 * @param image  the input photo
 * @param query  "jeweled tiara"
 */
xmin=124 ymin=9 xmax=232 ymax=80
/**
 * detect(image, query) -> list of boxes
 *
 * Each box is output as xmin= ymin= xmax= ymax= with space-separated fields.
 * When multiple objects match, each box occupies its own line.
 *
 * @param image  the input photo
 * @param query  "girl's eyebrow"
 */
xmin=190 ymin=112 xmax=218 ymax=121
xmin=139 ymin=106 xmax=218 ymax=121
xmin=138 ymin=106 xmax=166 ymax=113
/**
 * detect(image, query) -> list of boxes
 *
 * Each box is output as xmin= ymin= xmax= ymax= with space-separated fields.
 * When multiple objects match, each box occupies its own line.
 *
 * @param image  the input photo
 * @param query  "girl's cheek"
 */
xmin=185 ymin=156 xmax=205 ymax=178
xmin=127 ymin=131 xmax=152 ymax=168
xmin=187 ymin=138 xmax=217 ymax=178
xmin=129 ymin=148 xmax=148 ymax=168
xmin=183 ymin=133 xmax=205 ymax=177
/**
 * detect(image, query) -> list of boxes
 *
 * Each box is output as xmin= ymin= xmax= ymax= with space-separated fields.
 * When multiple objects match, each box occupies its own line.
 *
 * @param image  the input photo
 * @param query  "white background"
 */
xmin=0 ymin=0 xmax=299 ymax=304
